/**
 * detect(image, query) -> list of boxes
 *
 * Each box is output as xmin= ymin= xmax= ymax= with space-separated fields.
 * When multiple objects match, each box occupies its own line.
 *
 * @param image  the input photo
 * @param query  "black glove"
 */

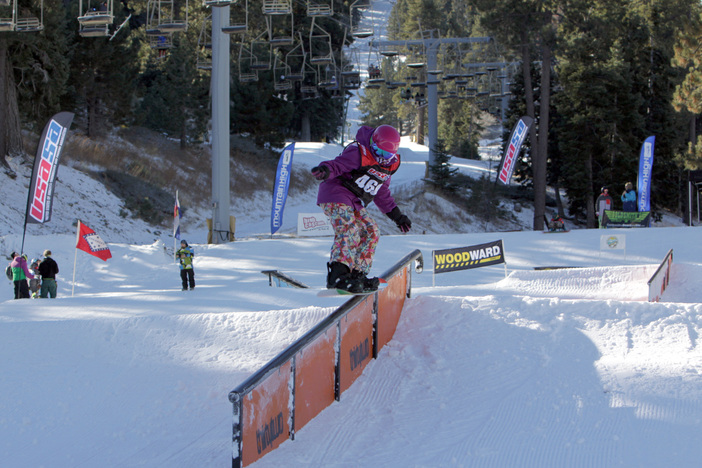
xmin=311 ymin=165 xmax=329 ymax=181
xmin=387 ymin=207 xmax=411 ymax=233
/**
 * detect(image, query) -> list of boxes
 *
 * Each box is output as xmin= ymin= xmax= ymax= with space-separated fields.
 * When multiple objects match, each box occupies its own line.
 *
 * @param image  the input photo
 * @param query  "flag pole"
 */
xmin=174 ymin=190 xmax=178 ymax=263
xmin=20 ymin=161 xmax=36 ymax=255
xmin=72 ymin=220 xmax=80 ymax=297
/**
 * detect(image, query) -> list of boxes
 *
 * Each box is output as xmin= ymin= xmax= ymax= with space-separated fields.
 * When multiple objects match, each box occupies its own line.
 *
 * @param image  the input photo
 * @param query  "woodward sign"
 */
xmin=433 ymin=240 xmax=505 ymax=274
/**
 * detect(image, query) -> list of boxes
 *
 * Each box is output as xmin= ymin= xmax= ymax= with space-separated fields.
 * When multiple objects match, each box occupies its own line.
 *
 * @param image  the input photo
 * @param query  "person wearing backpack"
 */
xmin=9 ymin=252 xmax=34 ymax=299
xmin=38 ymin=250 xmax=59 ymax=298
xmin=176 ymin=240 xmax=195 ymax=290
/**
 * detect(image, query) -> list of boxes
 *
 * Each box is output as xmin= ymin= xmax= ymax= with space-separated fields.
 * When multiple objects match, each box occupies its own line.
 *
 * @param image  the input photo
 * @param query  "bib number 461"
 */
xmin=354 ymin=175 xmax=381 ymax=195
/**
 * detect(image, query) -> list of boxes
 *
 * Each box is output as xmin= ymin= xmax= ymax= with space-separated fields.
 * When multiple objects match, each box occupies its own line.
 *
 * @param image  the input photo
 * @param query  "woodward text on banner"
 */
xmin=433 ymin=240 xmax=505 ymax=274
xmin=271 ymin=143 xmax=295 ymax=235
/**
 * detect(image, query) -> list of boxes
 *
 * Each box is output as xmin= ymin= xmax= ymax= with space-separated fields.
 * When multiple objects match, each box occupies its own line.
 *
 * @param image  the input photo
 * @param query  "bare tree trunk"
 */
xmin=0 ymin=37 xmax=24 ymax=171
xmin=520 ymin=33 xmax=539 ymax=230
xmin=416 ymin=106 xmax=425 ymax=145
xmin=586 ymin=152 xmax=596 ymax=228
xmin=301 ymin=111 xmax=311 ymax=141
xmin=180 ymin=116 xmax=187 ymax=149
xmin=87 ymin=92 xmax=98 ymax=138
xmin=534 ymin=42 xmax=551 ymax=231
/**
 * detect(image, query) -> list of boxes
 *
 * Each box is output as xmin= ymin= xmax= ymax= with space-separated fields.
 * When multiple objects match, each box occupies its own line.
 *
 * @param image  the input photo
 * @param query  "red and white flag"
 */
xmin=76 ymin=221 xmax=112 ymax=261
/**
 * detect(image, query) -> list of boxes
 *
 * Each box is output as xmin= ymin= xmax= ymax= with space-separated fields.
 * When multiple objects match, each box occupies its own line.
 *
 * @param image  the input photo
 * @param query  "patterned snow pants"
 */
xmin=321 ymin=203 xmax=379 ymax=275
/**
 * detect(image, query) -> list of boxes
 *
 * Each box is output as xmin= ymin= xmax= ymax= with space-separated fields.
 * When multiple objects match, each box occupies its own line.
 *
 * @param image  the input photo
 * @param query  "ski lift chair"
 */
xmin=146 ymin=0 xmax=188 ymax=35
xmin=148 ymin=33 xmax=174 ymax=58
xmin=196 ymin=15 xmax=212 ymax=70
xmin=80 ymin=24 xmax=110 ymax=36
xmin=273 ymin=52 xmax=292 ymax=91
xmin=4 ymin=0 xmax=43 ymax=32
xmin=222 ymin=0 xmax=247 ymax=34
xmin=0 ymin=0 xmax=13 ymax=31
xmin=250 ymin=32 xmax=271 ymax=70
xmin=318 ymin=62 xmax=339 ymax=89
xmin=340 ymin=46 xmax=361 ymax=90
xmin=379 ymin=43 xmax=398 ymax=57
xmin=238 ymin=43 xmax=259 ymax=82
xmin=261 ymin=0 xmax=291 ymax=15
xmin=308 ymin=18 xmax=333 ymax=65
xmin=266 ymin=12 xmax=293 ymax=46
xmin=306 ymin=0 xmax=332 ymax=17
xmin=78 ymin=0 xmax=112 ymax=26
xmin=284 ymin=36 xmax=305 ymax=81
xmin=349 ymin=0 xmax=372 ymax=38
xmin=0 ymin=0 xmax=15 ymax=31
xmin=300 ymin=62 xmax=319 ymax=99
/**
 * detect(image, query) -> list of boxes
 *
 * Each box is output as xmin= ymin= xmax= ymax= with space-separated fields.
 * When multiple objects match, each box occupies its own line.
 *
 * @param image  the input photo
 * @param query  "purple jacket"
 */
xmin=316 ymin=126 xmax=398 ymax=213
xmin=10 ymin=256 xmax=34 ymax=281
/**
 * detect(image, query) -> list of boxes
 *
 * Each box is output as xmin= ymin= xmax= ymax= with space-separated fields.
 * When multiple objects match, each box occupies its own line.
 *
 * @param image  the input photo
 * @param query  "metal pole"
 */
xmin=426 ymin=39 xmax=439 ymax=168
xmin=211 ymin=6 xmax=231 ymax=243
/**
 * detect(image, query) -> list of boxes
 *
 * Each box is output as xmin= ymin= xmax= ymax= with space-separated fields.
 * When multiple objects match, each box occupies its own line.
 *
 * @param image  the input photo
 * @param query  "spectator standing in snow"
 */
xmin=311 ymin=124 xmax=411 ymax=293
xmin=38 ymin=250 xmax=59 ymax=298
xmin=176 ymin=239 xmax=195 ymax=290
xmin=10 ymin=253 xmax=34 ymax=299
xmin=621 ymin=182 xmax=637 ymax=212
xmin=28 ymin=258 xmax=41 ymax=298
xmin=595 ymin=186 xmax=613 ymax=225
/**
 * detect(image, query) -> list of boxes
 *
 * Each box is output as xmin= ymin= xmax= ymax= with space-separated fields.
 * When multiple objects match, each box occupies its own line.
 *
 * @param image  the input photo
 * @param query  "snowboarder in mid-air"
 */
xmin=311 ymin=124 xmax=412 ymax=294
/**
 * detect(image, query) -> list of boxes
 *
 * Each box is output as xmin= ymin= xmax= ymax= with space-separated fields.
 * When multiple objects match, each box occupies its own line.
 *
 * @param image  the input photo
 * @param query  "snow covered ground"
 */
xmin=2 ymin=133 xmax=702 ymax=468
xmin=3 ymin=2 xmax=702 ymax=467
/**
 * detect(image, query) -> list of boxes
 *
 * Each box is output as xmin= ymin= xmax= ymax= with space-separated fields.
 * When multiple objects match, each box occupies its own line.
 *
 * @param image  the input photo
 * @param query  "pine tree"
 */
xmin=428 ymin=139 xmax=458 ymax=192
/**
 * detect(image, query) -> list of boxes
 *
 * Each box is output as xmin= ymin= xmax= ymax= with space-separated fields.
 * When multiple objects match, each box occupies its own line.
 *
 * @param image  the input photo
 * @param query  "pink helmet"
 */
xmin=370 ymin=125 xmax=400 ymax=166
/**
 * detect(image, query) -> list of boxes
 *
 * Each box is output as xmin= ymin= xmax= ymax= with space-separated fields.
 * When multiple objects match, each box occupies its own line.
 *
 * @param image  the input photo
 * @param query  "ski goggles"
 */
xmin=370 ymin=141 xmax=397 ymax=166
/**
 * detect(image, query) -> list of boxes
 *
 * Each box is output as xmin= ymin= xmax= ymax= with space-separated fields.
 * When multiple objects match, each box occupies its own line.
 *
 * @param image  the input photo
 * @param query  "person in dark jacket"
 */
xmin=311 ymin=124 xmax=411 ymax=293
xmin=10 ymin=252 xmax=34 ymax=299
xmin=38 ymin=249 xmax=59 ymax=298
xmin=176 ymin=239 xmax=195 ymax=290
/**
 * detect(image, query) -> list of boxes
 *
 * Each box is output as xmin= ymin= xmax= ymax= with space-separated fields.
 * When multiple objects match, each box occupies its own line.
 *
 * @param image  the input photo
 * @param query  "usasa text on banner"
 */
xmin=497 ymin=116 xmax=533 ymax=185
xmin=637 ymin=136 xmax=655 ymax=212
xmin=433 ymin=240 xmax=505 ymax=274
xmin=271 ymin=143 xmax=295 ymax=235
xmin=26 ymin=112 xmax=74 ymax=224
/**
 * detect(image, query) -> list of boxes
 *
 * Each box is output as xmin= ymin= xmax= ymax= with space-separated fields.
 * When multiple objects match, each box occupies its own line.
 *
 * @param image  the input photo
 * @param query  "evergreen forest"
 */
xmin=1 ymin=0 xmax=702 ymax=229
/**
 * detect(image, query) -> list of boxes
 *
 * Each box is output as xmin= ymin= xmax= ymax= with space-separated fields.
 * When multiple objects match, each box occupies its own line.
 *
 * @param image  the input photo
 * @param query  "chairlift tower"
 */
xmin=207 ymin=3 xmax=231 ymax=243
xmin=369 ymin=36 xmax=494 ymax=168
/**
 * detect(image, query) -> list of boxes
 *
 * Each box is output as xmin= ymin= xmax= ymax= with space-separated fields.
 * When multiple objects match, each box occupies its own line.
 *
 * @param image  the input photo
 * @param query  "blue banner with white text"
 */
xmin=271 ymin=143 xmax=295 ymax=235
xmin=637 ymin=136 xmax=655 ymax=212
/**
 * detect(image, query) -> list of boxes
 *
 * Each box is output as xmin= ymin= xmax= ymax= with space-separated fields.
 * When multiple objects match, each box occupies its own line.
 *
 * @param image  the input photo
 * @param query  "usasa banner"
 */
xmin=496 ymin=116 xmax=533 ymax=185
xmin=26 ymin=112 xmax=74 ymax=224
xmin=433 ymin=240 xmax=505 ymax=274
xmin=601 ymin=210 xmax=650 ymax=228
